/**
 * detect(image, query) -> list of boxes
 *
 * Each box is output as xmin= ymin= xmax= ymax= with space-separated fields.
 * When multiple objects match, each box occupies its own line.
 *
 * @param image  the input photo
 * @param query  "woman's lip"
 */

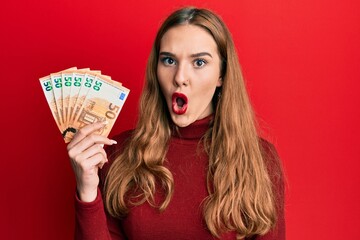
xmin=172 ymin=92 xmax=188 ymax=115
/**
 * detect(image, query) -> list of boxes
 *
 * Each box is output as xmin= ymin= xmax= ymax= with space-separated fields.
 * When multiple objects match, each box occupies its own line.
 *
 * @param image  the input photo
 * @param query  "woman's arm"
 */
xmin=74 ymin=188 xmax=125 ymax=240
xmin=255 ymin=139 xmax=286 ymax=240
xmin=67 ymin=122 xmax=125 ymax=239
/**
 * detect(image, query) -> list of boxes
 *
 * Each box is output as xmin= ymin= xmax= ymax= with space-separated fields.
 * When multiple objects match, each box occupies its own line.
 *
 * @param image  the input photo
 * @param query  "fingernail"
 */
xmin=110 ymin=140 xmax=117 ymax=145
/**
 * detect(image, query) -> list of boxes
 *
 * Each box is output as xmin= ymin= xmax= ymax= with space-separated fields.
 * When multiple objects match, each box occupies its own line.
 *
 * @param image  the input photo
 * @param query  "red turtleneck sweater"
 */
xmin=74 ymin=116 xmax=285 ymax=240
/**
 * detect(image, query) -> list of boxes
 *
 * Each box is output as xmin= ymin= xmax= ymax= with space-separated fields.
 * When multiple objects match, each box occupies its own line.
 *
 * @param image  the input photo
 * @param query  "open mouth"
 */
xmin=172 ymin=92 xmax=188 ymax=115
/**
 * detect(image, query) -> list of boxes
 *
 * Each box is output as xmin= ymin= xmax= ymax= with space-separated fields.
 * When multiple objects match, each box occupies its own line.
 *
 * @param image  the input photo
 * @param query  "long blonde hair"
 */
xmin=105 ymin=7 xmax=279 ymax=238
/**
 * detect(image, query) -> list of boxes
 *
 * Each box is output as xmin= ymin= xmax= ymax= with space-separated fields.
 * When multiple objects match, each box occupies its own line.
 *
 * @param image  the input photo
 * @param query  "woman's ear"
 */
xmin=217 ymin=77 xmax=223 ymax=87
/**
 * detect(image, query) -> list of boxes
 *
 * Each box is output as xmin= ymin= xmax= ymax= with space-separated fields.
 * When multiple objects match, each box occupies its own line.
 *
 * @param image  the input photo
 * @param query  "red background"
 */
xmin=1 ymin=0 xmax=359 ymax=239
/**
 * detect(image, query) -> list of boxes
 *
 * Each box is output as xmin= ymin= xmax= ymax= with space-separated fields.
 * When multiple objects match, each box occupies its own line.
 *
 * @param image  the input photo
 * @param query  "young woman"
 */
xmin=68 ymin=7 xmax=285 ymax=240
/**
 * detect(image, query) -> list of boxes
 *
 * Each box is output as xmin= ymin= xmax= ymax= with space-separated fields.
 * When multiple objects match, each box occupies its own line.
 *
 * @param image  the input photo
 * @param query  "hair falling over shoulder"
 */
xmin=104 ymin=47 xmax=174 ymax=214
xmin=104 ymin=7 xmax=281 ymax=239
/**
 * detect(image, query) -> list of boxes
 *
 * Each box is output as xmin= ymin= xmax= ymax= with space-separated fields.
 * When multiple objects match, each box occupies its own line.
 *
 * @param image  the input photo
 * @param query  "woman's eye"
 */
xmin=194 ymin=59 xmax=207 ymax=68
xmin=161 ymin=57 xmax=176 ymax=66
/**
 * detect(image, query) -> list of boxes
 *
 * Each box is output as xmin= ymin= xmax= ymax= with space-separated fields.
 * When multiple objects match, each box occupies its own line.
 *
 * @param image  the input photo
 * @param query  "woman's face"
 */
xmin=157 ymin=24 xmax=222 ymax=127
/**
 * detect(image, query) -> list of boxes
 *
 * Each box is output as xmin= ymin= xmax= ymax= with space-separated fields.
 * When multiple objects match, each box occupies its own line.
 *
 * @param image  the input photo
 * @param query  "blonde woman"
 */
xmin=68 ymin=7 xmax=285 ymax=240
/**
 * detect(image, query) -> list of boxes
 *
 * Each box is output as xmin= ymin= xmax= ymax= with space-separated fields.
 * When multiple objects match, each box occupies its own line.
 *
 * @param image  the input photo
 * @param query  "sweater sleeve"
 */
xmin=74 ymin=188 xmax=125 ymax=240
xmin=254 ymin=139 xmax=286 ymax=240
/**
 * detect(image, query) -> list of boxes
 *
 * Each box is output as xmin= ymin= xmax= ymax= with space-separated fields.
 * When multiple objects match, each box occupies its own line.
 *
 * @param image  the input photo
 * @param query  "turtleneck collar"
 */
xmin=171 ymin=114 xmax=214 ymax=140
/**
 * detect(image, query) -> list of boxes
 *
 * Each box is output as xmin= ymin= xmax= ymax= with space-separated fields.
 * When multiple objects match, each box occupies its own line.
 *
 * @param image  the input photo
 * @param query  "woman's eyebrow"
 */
xmin=159 ymin=51 xmax=213 ymax=58
xmin=159 ymin=51 xmax=175 ymax=57
xmin=191 ymin=52 xmax=213 ymax=58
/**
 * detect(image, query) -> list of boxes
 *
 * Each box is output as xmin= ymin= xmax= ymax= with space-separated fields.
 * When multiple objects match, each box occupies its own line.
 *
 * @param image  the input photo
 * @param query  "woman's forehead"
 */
xmin=159 ymin=24 xmax=218 ymax=55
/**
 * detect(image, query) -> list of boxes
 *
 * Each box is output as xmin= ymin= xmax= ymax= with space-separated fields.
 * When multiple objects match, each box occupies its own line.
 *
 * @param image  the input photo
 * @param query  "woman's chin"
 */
xmin=170 ymin=114 xmax=193 ymax=128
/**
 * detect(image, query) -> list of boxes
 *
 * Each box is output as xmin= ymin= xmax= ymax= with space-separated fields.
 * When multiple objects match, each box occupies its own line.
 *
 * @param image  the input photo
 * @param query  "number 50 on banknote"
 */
xmin=39 ymin=67 xmax=130 ymax=143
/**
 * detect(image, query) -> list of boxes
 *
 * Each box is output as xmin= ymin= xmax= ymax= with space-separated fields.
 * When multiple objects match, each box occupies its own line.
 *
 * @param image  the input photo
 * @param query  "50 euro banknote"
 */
xmin=39 ymin=67 xmax=129 ymax=143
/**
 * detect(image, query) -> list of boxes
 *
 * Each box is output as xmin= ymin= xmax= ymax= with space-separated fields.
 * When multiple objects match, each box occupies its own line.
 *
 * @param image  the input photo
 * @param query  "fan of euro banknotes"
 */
xmin=39 ymin=67 xmax=130 ymax=143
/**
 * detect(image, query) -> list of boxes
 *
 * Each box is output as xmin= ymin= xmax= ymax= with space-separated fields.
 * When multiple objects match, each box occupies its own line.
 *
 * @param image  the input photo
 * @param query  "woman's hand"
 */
xmin=67 ymin=121 xmax=117 ymax=202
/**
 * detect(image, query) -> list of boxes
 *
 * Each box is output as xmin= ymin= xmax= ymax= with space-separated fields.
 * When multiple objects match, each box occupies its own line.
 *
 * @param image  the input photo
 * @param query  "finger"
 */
xmin=68 ymin=121 xmax=107 ymax=149
xmin=97 ymin=158 xmax=108 ymax=170
xmin=68 ymin=134 xmax=116 ymax=159
xmin=82 ymin=152 xmax=108 ymax=172
xmin=75 ymin=144 xmax=108 ymax=165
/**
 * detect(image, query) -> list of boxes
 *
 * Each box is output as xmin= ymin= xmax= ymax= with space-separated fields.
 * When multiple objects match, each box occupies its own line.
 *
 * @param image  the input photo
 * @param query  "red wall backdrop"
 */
xmin=1 ymin=0 xmax=359 ymax=239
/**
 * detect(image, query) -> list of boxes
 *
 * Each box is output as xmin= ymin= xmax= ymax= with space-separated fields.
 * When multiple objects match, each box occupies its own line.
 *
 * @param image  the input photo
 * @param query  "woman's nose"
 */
xmin=174 ymin=64 xmax=189 ymax=87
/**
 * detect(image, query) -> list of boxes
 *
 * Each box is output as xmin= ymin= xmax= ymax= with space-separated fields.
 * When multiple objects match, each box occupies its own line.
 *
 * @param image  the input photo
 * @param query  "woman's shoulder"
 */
xmin=259 ymin=137 xmax=285 ymax=203
xmin=259 ymin=138 xmax=281 ymax=170
xmin=112 ymin=129 xmax=134 ymax=142
xmin=105 ymin=129 xmax=134 ymax=159
xmin=259 ymin=137 xmax=283 ymax=172
xmin=259 ymin=138 xmax=277 ymax=155
xmin=258 ymin=138 xmax=286 ymax=238
xmin=98 ymin=129 xmax=134 ymax=183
